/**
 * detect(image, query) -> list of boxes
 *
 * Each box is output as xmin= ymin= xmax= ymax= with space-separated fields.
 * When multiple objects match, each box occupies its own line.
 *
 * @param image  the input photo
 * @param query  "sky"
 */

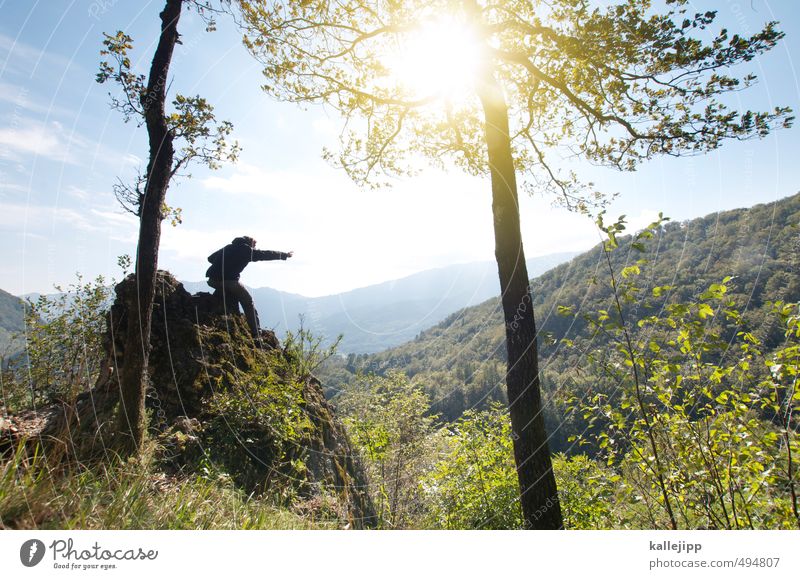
xmin=0 ymin=0 xmax=798 ymax=298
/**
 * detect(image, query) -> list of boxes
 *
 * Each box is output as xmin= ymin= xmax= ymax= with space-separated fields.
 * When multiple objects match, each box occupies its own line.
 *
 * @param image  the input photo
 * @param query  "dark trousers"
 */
xmin=207 ymin=279 xmax=260 ymax=337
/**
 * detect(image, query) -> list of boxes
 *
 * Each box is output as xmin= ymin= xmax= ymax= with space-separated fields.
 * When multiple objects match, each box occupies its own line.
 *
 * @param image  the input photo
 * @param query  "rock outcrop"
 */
xmin=2 ymin=271 xmax=375 ymax=528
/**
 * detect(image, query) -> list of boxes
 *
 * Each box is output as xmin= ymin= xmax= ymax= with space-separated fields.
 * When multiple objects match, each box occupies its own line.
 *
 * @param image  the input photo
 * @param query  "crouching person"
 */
xmin=206 ymin=235 xmax=293 ymax=338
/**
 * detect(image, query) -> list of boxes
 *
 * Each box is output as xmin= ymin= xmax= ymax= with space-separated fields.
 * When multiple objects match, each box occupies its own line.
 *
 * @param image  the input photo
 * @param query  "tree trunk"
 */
xmin=477 ymin=71 xmax=563 ymax=530
xmin=116 ymin=0 xmax=182 ymax=454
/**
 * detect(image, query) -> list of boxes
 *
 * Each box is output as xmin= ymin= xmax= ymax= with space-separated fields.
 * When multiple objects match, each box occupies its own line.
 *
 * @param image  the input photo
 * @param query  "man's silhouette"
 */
xmin=206 ymin=236 xmax=293 ymax=337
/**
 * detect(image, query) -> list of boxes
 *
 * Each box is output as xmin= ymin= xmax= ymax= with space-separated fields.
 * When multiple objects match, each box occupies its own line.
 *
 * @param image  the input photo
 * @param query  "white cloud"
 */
xmin=161 ymin=226 xmax=243 ymax=262
xmin=193 ymin=164 xmax=502 ymax=294
xmin=0 ymin=32 xmax=78 ymax=78
xmin=0 ymin=119 xmax=90 ymax=164
xmin=200 ymin=162 xmax=348 ymax=198
xmin=190 ymin=161 xmax=609 ymax=295
xmin=123 ymin=153 xmax=143 ymax=167
xmin=0 ymin=202 xmax=86 ymax=232
xmin=0 ymin=182 xmax=29 ymax=196
xmin=65 ymin=185 xmax=90 ymax=200
xmin=0 ymin=202 xmax=139 ymax=244
xmin=0 ymin=81 xmax=73 ymax=117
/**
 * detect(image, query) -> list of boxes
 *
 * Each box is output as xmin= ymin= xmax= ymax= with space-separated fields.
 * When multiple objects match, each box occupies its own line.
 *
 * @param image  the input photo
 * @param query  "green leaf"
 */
xmin=697 ymin=303 xmax=714 ymax=319
xmin=621 ymin=265 xmax=641 ymax=278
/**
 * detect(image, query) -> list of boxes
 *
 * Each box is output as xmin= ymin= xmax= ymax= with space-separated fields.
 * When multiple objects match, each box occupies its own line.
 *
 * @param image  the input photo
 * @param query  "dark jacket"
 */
xmin=206 ymin=237 xmax=289 ymax=281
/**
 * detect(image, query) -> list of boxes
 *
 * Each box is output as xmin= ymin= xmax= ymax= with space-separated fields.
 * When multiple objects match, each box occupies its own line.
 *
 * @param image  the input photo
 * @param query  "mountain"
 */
xmin=0 ymin=288 xmax=26 ymax=360
xmin=185 ymin=252 xmax=577 ymax=353
xmin=321 ymin=193 xmax=800 ymax=443
xmin=4 ymin=253 xmax=576 ymax=359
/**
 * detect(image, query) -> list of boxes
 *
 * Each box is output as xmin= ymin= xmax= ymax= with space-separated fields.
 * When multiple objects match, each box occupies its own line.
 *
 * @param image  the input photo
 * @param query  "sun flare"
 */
xmin=387 ymin=16 xmax=484 ymax=101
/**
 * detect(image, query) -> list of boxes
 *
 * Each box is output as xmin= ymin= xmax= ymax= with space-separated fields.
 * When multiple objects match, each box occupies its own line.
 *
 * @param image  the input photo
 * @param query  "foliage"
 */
xmin=2 ymin=275 xmax=111 ymax=412
xmin=565 ymin=214 xmax=800 ymax=529
xmin=96 ymin=28 xmax=239 ymax=216
xmin=337 ymin=372 xmax=439 ymax=528
xmin=552 ymin=453 xmax=619 ymax=530
xmin=203 ymin=351 xmax=313 ymax=495
xmin=423 ymin=404 xmax=523 ymax=529
xmin=421 ymin=404 xmax=622 ymax=529
xmin=283 ymin=318 xmax=343 ymax=378
xmin=238 ymin=0 xmax=791 ymax=200
xmin=0 ymin=441 xmax=332 ymax=530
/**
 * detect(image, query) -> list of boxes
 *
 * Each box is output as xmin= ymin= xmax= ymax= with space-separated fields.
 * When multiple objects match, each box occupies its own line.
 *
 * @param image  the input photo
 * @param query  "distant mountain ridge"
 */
xmin=185 ymin=252 xmax=577 ymax=353
xmin=3 ymin=254 xmax=576 ymax=359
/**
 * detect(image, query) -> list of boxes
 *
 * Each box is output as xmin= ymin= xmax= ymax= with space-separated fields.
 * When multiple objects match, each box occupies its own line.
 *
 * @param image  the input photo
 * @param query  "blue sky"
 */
xmin=1 ymin=0 xmax=798 ymax=297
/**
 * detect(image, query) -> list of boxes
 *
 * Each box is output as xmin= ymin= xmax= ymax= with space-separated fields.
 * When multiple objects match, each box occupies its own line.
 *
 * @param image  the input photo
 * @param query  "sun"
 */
xmin=387 ymin=16 xmax=484 ymax=101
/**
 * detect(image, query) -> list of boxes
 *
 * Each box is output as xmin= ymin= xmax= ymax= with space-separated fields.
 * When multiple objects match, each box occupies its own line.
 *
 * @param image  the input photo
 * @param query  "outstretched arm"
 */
xmin=252 ymin=249 xmax=293 ymax=261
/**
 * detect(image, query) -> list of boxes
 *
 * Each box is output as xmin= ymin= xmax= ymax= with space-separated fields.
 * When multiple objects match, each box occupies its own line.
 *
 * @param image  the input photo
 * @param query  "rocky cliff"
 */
xmin=2 ymin=271 xmax=375 ymax=528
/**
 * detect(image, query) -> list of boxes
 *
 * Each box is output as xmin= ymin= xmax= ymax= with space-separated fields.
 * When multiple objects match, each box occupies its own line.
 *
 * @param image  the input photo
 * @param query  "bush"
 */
xmin=422 ymin=404 xmax=523 ymax=529
xmin=2 ymin=275 xmax=110 ymax=412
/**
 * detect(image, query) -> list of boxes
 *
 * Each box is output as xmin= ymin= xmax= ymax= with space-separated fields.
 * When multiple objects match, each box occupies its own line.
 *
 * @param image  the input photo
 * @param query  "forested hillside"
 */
xmin=315 ymin=193 xmax=800 ymax=530
xmin=0 ymin=289 xmax=25 ymax=361
xmin=324 ymin=193 xmax=800 ymax=435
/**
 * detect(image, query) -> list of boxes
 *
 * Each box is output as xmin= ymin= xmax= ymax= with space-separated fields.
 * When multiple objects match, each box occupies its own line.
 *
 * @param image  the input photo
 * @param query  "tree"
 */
xmin=236 ymin=0 xmax=792 ymax=528
xmin=97 ymin=0 xmax=238 ymax=453
xmin=338 ymin=372 xmax=440 ymax=528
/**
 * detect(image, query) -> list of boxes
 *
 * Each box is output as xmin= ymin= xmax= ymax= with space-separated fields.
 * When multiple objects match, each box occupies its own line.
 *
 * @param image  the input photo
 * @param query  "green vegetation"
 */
xmin=3 ymin=195 xmax=798 ymax=529
xmin=3 ymin=194 xmax=797 ymax=530
xmin=324 ymin=193 xmax=800 ymax=436
xmin=0 ymin=273 xmax=369 ymax=529
xmin=323 ymin=194 xmax=800 ymax=529
xmin=0 ymin=442 xmax=331 ymax=529
xmin=564 ymin=214 xmax=799 ymax=529
xmin=2 ymin=275 xmax=111 ymax=412
xmin=336 ymin=289 xmax=800 ymax=528
xmin=422 ymin=407 xmax=620 ymax=530
xmin=2 ymin=0 xmax=796 ymax=532
xmin=337 ymin=372 xmax=439 ymax=528
xmin=423 ymin=405 xmax=522 ymax=529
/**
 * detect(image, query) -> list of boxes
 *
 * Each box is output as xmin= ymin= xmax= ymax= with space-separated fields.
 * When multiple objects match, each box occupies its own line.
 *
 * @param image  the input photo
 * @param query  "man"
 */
xmin=206 ymin=236 xmax=293 ymax=338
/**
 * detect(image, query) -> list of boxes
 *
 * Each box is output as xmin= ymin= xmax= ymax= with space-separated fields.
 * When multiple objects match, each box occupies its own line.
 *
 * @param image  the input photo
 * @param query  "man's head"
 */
xmin=234 ymin=236 xmax=257 ymax=248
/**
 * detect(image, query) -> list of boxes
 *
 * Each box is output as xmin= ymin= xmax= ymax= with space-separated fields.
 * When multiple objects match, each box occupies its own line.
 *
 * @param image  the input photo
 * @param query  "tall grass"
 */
xmin=0 ymin=441 xmax=335 ymax=530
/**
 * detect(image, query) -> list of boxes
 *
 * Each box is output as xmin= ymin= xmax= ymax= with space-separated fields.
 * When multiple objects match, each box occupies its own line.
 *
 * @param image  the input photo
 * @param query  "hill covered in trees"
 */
xmin=323 ymin=193 xmax=800 ymax=435
xmin=3 ymin=195 xmax=797 ymax=530
xmin=313 ymin=193 xmax=799 ymax=529
xmin=0 ymin=289 xmax=25 ymax=361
